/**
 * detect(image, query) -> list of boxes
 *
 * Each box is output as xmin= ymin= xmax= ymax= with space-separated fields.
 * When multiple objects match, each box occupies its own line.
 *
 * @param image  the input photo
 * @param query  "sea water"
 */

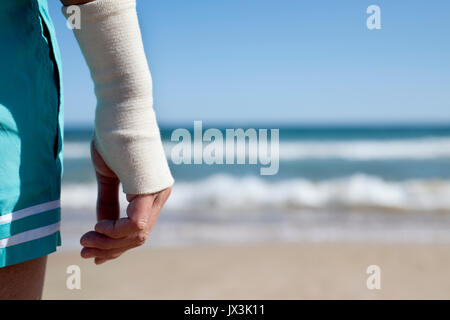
xmin=60 ymin=124 xmax=450 ymax=249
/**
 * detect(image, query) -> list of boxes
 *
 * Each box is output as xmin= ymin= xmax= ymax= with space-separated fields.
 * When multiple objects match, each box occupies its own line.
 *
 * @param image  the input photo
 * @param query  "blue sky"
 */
xmin=48 ymin=0 xmax=450 ymax=126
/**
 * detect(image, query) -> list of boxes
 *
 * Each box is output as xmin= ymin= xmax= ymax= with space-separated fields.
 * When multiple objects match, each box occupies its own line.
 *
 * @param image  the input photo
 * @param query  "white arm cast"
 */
xmin=63 ymin=0 xmax=174 ymax=194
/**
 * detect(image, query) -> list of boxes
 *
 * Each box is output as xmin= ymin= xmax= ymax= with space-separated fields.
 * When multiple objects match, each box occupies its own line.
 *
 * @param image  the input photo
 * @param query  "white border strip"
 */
xmin=0 ymin=222 xmax=60 ymax=249
xmin=0 ymin=200 xmax=60 ymax=225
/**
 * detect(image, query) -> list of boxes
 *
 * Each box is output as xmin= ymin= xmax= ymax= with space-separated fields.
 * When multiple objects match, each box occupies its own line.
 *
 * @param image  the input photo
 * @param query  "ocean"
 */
xmin=60 ymin=124 xmax=450 ymax=250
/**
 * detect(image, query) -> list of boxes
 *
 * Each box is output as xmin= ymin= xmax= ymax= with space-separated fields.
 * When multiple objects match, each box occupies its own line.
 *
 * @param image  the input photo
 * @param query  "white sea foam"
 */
xmin=277 ymin=137 xmax=450 ymax=160
xmin=64 ymin=137 xmax=450 ymax=161
xmin=61 ymin=174 xmax=450 ymax=213
xmin=64 ymin=141 xmax=90 ymax=159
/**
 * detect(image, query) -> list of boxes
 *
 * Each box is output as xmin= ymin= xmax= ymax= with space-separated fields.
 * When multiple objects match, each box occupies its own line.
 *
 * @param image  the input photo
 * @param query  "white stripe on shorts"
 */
xmin=0 ymin=222 xmax=60 ymax=249
xmin=0 ymin=200 xmax=60 ymax=225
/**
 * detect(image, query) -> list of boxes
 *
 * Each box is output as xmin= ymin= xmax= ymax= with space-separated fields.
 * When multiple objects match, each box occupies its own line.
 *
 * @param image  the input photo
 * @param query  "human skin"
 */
xmin=0 ymin=0 xmax=171 ymax=299
xmin=0 ymin=256 xmax=47 ymax=300
xmin=85 ymin=143 xmax=172 ymax=265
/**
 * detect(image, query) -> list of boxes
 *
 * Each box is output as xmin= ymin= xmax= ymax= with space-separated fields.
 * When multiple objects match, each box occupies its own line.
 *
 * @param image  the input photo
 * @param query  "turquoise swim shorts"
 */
xmin=0 ymin=0 xmax=64 ymax=267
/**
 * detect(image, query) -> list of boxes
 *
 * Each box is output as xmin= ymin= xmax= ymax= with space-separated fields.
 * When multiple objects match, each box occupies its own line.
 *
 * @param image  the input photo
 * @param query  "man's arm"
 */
xmin=60 ymin=0 xmax=173 ymax=264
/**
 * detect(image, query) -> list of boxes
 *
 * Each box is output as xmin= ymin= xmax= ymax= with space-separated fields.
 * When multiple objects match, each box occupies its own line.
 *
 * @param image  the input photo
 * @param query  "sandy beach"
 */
xmin=43 ymin=243 xmax=450 ymax=299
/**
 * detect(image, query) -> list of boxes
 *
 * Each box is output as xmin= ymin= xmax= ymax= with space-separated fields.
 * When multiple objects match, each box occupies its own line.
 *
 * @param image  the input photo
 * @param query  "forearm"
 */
xmin=62 ymin=0 xmax=174 ymax=194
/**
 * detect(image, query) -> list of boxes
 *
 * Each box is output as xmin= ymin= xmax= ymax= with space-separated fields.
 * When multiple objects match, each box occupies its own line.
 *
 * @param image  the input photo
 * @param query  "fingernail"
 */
xmin=80 ymin=238 xmax=90 ymax=247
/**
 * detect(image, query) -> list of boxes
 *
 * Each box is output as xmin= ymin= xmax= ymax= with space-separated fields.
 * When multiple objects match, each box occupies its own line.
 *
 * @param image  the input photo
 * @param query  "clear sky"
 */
xmin=48 ymin=0 xmax=450 ymax=126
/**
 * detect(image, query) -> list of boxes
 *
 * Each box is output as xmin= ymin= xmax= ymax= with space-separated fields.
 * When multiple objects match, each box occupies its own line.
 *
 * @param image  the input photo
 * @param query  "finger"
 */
xmin=96 ymin=175 xmax=120 ymax=222
xmin=91 ymin=141 xmax=120 ymax=222
xmin=94 ymin=190 xmax=171 ymax=240
xmin=95 ymin=258 xmax=108 ymax=265
xmin=81 ymin=246 xmax=129 ymax=260
xmin=94 ymin=217 xmax=147 ymax=239
xmin=152 ymin=188 xmax=172 ymax=215
xmin=131 ymin=190 xmax=170 ymax=234
xmin=80 ymin=230 xmax=146 ymax=249
xmin=126 ymin=194 xmax=158 ymax=232
xmin=95 ymin=195 xmax=157 ymax=238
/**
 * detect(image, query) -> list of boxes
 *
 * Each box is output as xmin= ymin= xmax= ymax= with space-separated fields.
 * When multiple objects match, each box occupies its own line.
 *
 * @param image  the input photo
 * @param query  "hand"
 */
xmin=80 ymin=141 xmax=172 ymax=264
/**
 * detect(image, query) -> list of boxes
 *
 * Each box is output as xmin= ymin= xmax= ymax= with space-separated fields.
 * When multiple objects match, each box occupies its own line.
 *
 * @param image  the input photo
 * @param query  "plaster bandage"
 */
xmin=63 ymin=0 xmax=174 ymax=194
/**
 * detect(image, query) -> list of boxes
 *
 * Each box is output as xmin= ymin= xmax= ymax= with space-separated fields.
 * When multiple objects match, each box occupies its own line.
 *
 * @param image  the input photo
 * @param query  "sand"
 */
xmin=42 ymin=243 xmax=450 ymax=299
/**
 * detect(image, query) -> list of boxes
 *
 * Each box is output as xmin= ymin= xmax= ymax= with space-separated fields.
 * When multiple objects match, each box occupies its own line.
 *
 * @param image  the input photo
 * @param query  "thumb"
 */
xmin=91 ymin=141 xmax=120 ymax=222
